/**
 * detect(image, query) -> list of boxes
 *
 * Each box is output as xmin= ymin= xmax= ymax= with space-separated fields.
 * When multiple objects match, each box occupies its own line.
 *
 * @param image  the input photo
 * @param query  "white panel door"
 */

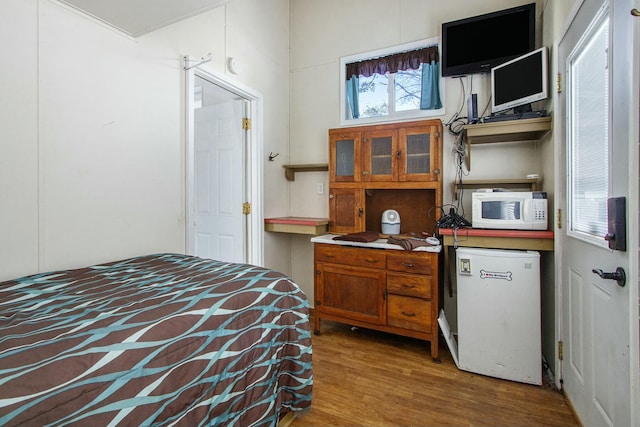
xmin=193 ymin=77 xmax=246 ymax=263
xmin=557 ymin=1 xmax=634 ymax=426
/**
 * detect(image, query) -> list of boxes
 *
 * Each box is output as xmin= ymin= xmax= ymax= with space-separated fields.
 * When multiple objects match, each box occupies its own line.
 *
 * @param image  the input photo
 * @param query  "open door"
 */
xmin=556 ymin=1 xmax=635 ymax=425
xmin=192 ymin=76 xmax=247 ymax=263
xmin=185 ymin=68 xmax=264 ymax=267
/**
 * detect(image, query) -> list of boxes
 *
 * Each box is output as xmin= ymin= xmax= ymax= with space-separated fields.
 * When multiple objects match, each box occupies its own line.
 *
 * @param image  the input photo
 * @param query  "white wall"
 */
xmin=0 ymin=0 xmax=39 ymax=280
xmin=0 ymin=0 xmax=291 ymax=281
xmin=288 ymin=0 xmax=545 ymax=303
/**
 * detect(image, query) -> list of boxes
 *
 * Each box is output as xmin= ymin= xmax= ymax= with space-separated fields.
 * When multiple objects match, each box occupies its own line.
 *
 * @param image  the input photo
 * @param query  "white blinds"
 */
xmin=569 ymin=16 xmax=610 ymax=239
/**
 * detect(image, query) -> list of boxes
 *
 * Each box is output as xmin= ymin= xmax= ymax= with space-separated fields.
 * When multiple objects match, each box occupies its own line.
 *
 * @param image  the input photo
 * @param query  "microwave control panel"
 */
xmin=533 ymin=200 xmax=546 ymax=222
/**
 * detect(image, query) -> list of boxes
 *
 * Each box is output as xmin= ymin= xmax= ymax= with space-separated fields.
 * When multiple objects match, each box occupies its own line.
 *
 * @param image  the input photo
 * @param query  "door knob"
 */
xmin=592 ymin=267 xmax=626 ymax=287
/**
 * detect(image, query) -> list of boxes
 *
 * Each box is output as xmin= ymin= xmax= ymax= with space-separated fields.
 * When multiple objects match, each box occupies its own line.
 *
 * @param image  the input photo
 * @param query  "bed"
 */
xmin=0 ymin=253 xmax=312 ymax=426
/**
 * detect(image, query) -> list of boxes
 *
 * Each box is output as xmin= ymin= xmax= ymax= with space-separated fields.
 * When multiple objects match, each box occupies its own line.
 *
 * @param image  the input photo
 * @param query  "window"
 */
xmin=340 ymin=37 xmax=445 ymax=125
xmin=567 ymin=11 xmax=609 ymax=245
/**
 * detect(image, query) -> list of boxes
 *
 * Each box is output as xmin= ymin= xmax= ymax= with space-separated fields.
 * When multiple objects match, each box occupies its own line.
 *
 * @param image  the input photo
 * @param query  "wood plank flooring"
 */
xmin=292 ymin=316 xmax=580 ymax=427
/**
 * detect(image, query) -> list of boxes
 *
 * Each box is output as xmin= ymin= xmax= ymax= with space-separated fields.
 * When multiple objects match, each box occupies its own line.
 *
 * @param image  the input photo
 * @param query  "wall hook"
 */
xmin=268 ymin=152 xmax=279 ymax=161
xmin=183 ymin=52 xmax=213 ymax=70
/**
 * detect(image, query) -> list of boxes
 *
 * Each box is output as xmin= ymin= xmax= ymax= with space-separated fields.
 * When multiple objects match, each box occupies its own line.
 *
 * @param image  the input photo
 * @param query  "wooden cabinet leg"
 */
xmin=313 ymin=313 xmax=321 ymax=335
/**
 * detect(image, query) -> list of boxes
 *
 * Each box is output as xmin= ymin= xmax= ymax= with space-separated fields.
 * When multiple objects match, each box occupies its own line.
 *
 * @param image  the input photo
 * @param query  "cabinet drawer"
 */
xmin=315 ymin=244 xmax=386 ymax=269
xmin=387 ymin=273 xmax=432 ymax=298
xmin=387 ymin=295 xmax=431 ymax=332
xmin=386 ymin=252 xmax=433 ymax=274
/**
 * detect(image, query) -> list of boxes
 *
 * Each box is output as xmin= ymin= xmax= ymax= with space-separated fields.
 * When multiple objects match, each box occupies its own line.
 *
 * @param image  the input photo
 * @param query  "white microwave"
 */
xmin=471 ymin=191 xmax=548 ymax=230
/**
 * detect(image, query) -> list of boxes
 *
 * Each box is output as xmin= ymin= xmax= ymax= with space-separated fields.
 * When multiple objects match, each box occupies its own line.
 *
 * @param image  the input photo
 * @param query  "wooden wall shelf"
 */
xmin=453 ymin=177 xmax=542 ymax=199
xmin=462 ymin=117 xmax=552 ymax=170
xmin=464 ymin=116 xmax=552 ymax=145
xmin=283 ymin=164 xmax=328 ymax=181
xmin=439 ymin=228 xmax=554 ymax=251
xmin=264 ymin=217 xmax=328 ymax=235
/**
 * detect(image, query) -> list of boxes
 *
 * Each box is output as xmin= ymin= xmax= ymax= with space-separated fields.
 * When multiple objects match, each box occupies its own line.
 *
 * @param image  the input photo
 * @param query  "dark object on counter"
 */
xmin=333 ymin=231 xmax=380 ymax=243
xmin=435 ymin=207 xmax=471 ymax=229
xmin=387 ymin=236 xmax=429 ymax=251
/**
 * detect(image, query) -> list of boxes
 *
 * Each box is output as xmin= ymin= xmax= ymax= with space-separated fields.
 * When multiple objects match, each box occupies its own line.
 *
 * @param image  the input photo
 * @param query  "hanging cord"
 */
xmin=444 ymin=77 xmax=468 ymax=136
xmin=451 ymin=131 xmax=469 ymax=215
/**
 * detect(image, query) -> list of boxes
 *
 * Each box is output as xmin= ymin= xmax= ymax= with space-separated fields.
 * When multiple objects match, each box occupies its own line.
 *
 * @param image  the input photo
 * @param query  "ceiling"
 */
xmin=58 ymin=0 xmax=229 ymax=37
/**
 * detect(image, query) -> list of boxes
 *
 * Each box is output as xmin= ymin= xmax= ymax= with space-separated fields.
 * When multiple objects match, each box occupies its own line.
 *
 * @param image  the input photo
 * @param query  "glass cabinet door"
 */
xmin=363 ymin=130 xmax=398 ymax=181
xmin=399 ymin=125 xmax=439 ymax=181
xmin=329 ymin=132 xmax=361 ymax=182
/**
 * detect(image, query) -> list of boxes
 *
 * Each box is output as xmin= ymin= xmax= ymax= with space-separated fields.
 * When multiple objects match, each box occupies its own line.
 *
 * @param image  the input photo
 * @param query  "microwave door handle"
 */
xmin=522 ymin=200 xmax=531 ymax=222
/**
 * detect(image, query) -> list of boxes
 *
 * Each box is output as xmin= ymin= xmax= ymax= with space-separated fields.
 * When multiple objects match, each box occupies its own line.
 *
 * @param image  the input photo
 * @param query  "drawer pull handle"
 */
xmin=402 ymin=311 xmax=416 ymax=317
xmin=402 ymin=284 xmax=416 ymax=289
xmin=401 ymin=262 xmax=416 ymax=268
xmin=323 ymin=254 xmax=335 ymax=259
xmin=365 ymin=258 xmax=378 ymax=263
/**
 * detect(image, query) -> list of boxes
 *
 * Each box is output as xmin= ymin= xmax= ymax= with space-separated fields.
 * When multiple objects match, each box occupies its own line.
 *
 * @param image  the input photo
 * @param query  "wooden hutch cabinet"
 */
xmin=328 ymin=119 xmax=442 ymax=234
xmin=316 ymin=118 xmax=443 ymax=361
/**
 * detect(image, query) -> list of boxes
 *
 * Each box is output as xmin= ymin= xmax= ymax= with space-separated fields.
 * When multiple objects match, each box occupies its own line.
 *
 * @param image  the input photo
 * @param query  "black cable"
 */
xmin=444 ymin=77 xmax=467 ymax=136
xmin=432 ymin=204 xmax=471 ymax=236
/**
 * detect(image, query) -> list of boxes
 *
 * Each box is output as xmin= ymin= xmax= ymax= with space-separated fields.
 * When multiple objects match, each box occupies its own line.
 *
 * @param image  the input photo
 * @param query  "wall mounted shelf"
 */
xmin=463 ymin=116 xmax=552 ymax=170
xmin=453 ymin=177 xmax=542 ymax=199
xmin=283 ymin=164 xmax=328 ymax=181
xmin=264 ymin=217 xmax=328 ymax=235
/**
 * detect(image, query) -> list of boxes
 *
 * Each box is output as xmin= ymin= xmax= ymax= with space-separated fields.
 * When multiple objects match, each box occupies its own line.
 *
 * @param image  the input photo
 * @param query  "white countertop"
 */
xmin=310 ymin=234 xmax=441 ymax=252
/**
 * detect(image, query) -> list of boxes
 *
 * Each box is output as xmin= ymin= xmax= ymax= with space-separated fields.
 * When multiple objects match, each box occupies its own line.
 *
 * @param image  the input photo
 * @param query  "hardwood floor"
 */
xmin=292 ymin=316 xmax=579 ymax=427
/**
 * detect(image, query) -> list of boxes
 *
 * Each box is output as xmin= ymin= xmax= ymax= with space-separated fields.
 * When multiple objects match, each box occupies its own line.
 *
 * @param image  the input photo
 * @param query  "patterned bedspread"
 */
xmin=0 ymin=254 xmax=312 ymax=426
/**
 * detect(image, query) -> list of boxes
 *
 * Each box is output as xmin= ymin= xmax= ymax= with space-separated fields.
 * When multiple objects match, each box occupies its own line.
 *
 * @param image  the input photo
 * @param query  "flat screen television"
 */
xmin=491 ymin=46 xmax=548 ymax=114
xmin=441 ymin=3 xmax=535 ymax=77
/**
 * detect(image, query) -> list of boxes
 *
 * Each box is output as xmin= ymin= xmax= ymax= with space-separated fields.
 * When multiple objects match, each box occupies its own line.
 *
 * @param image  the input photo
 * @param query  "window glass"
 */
xmin=358 ymin=73 xmax=389 ymax=118
xmin=394 ymin=67 xmax=423 ymax=112
xmin=568 ymin=15 xmax=609 ymax=242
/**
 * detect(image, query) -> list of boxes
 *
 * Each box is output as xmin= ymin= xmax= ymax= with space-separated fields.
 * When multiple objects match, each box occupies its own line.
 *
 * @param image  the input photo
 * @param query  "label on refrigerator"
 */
xmin=479 ymin=269 xmax=512 ymax=281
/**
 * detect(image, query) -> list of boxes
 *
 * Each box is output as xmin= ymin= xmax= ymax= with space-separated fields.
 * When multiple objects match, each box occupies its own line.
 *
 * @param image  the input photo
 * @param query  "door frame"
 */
xmin=630 ymin=1 xmax=640 ymax=422
xmin=553 ymin=0 xmax=639 ymax=423
xmin=185 ymin=68 xmax=264 ymax=267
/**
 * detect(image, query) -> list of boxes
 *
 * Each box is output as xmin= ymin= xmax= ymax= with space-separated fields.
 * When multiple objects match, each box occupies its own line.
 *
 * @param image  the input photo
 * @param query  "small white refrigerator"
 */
xmin=439 ymin=247 xmax=542 ymax=385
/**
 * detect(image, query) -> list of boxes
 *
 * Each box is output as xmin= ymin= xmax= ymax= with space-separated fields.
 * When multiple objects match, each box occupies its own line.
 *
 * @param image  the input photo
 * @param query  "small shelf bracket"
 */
xmin=184 ymin=53 xmax=213 ymax=71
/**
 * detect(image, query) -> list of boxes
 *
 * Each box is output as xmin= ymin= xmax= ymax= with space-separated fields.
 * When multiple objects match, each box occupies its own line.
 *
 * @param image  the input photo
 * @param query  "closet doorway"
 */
xmin=186 ymin=70 xmax=263 ymax=266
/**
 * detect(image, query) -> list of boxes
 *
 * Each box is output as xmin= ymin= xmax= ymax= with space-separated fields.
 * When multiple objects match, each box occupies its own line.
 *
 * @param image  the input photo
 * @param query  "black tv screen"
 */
xmin=441 ymin=3 xmax=535 ymax=77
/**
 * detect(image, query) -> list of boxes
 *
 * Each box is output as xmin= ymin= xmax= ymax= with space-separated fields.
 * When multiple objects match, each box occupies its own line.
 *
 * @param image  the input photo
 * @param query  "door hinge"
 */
xmin=556 ymin=73 xmax=562 ymax=93
xmin=557 ymin=209 xmax=562 ymax=229
xmin=242 ymin=118 xmax=251 ymax=130
xmin=242 ymin=202 xmax=251 ymax=215
xmin=558 ymin=341 xmax=564 ymax=361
